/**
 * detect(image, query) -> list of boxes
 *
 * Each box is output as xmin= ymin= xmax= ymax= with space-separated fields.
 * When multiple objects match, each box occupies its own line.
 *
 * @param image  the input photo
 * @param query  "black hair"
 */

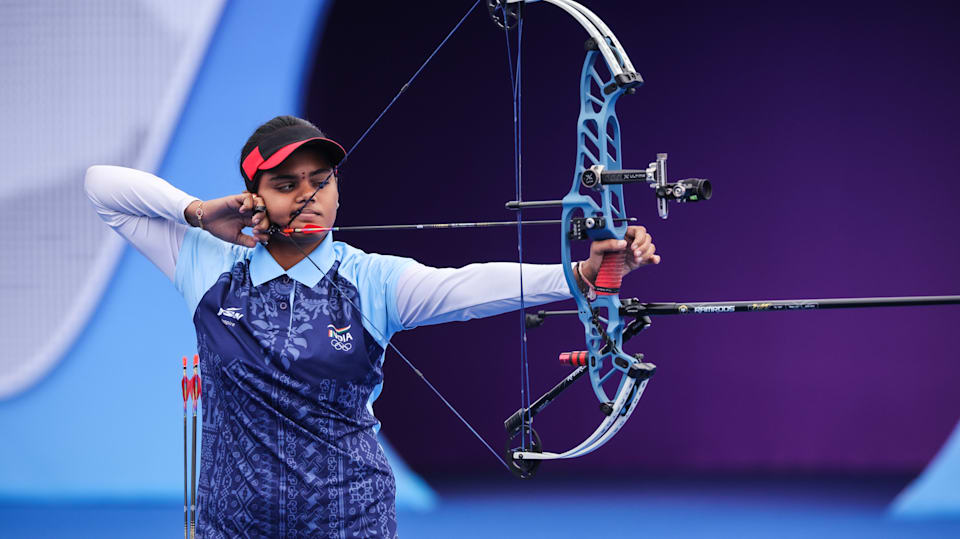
xmin=239 ymin=115 xmax=333 ymax=192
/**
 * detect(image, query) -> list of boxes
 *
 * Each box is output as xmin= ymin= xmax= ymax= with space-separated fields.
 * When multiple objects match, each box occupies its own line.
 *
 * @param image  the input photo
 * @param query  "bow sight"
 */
xmin=507 ymin=153 xmax=713 ymax=226
xmin=579 ymin=154 xmax=713 ymax=219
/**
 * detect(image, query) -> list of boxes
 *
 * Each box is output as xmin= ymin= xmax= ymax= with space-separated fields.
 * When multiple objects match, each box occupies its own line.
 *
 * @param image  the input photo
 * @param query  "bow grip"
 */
xmin=595 ymin=251 xmax=625 ymax=295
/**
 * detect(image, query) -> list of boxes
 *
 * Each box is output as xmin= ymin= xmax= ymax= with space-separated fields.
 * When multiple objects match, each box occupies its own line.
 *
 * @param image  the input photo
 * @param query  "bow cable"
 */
xmin=498 ymin=5 xmax=534 ymax=457
xmin=290 ymin=0 xmax=484 ymax=223
xmin=276 ymin=0 xmax=510 ymax=472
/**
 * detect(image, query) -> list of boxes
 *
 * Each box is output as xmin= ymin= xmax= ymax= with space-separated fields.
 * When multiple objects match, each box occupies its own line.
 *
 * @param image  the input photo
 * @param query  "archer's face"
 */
xmin=258 ymin=147 xmax=339 ymax=240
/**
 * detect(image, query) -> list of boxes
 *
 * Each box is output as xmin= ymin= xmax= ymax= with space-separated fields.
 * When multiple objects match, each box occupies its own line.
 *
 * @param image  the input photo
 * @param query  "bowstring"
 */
xmin=291 ymin=237 xmax=510 ymax=471
xmin=500 ymin=8 xmax=532 ymax=453
xmin=290 ymin=237 xmax=509 ymax=471
xmin=288 ymin=0 xmax=484 ymax=230
xmin=273 ymin=0 xmax=510 ymax=472
xmin=342 ymin=0 xmax=484 ymax=162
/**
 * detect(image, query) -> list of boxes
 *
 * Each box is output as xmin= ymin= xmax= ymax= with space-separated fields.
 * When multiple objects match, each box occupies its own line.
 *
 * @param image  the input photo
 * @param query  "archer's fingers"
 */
xmin=639 ymin=240 xmax=655 ymax=258
xmin=251 ymin=196 xmax=271 ymax=234
xmin=238 ymin=192 xmax=256 ymax=214
xmin=253 ymin=229 xmax=271 ymax=244
xmin=592 ymin=238 xmax=629 ymax=256
xmin=639 ymin=244 xmax=659 ymax=265
xmin=235 ymin=232 xmax=258 ymax=248
xmin=624 ymin=225 xmax=647 ymax=245
xmin=252 ymin=194 xmax=266 ymax=215
xmin=632 ymin=232 xmax=652 ymax=252
xmin=252 ymin=217 xmax=272 ymax=242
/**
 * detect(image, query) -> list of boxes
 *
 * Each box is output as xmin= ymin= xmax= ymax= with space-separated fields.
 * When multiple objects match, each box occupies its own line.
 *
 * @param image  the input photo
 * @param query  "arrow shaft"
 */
xmin=189 ymin=355 xmax=201 ymax=539
xmin=283 ymin=217 xmax=636 ymax=235
xmin=181 ymin=358 xmax=190 ymax=539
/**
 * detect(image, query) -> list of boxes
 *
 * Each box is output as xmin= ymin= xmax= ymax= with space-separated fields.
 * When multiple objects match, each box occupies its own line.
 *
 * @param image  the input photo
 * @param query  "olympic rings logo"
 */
xmin=330 ymin=339 xmax=353 ymax=352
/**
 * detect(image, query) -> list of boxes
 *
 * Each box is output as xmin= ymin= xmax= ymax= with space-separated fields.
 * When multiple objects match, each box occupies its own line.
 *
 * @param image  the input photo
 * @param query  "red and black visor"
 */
xmin=241 ymin=125 xmax=346 ymax=185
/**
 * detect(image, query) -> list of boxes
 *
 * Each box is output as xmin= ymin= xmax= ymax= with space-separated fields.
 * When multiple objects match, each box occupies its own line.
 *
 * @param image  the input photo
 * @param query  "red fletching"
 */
xmin=181 ymin=356 xmax=191 ymax=407
xmin=192 ymin=354 xmax=202 ymax=406
xmin=559 ymin=351 xmax=589 ymax=367
xmin=181 ymin=376 xmax=190 ymax=405
xmin=595 ymin=251 xmax=625 ymax=295
xmin=282 ymin=224 xmax=330 ymax=235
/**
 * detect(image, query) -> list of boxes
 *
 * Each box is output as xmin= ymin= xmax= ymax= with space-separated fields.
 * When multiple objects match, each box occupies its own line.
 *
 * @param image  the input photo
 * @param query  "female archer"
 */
xmin=84 ymin=115 xmax=659 ymax=537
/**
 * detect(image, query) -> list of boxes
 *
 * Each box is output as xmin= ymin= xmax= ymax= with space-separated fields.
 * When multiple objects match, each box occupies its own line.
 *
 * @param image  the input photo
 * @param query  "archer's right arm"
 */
xmin=84 ymin=165 xmax=199 ymax=281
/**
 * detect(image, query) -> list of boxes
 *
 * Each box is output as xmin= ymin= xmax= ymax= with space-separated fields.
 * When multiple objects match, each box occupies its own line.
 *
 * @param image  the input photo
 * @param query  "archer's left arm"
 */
xmin=394 ymin=262 xmax=570 ymax=329
xmin=392 ymin=227 xmax=658 ymax=329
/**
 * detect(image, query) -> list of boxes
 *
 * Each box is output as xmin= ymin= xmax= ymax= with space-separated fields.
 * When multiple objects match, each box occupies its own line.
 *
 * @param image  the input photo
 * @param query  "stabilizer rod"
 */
xmin=527 ymin=296 xmax=960 ymax=326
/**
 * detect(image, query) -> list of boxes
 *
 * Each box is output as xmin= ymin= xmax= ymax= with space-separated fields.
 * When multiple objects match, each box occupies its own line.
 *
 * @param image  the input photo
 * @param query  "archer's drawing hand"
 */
xmin=580 ymin=225 xmax=659 ymax=282
xmin=185 ymin=193 xmax=272 ymax=248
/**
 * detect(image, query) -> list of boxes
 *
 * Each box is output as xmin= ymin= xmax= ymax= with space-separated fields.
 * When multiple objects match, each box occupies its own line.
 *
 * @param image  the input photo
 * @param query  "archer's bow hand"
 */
xmin=580 ymin=225 xmax=660 ymax=283
xmin=184 ymin=193 xmax=271 ymax=247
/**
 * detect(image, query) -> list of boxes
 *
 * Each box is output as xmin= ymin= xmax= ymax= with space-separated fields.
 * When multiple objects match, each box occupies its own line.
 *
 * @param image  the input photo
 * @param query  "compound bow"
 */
xmin=282 ymin=0 xmax=711 ymax=478
xmin=490 ymin=0 xmax=710 ymax=477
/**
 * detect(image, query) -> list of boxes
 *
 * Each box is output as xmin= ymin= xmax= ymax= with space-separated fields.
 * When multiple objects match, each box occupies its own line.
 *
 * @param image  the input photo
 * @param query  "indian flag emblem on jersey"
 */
xmin=327 ymin=324 xmax=354 ymax=352
xmin=328 ymin=324 xmax=351 ymax=338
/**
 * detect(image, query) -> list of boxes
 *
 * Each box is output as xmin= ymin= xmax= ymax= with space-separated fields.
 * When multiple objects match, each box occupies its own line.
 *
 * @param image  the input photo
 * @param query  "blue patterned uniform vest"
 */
xmin=177 ymin=230 xmax=411 ymax=538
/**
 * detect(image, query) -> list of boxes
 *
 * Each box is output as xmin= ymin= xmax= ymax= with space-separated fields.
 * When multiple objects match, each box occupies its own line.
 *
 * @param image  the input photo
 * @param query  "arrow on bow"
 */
xmin=279 ymin=217 xmax=637 ymax=235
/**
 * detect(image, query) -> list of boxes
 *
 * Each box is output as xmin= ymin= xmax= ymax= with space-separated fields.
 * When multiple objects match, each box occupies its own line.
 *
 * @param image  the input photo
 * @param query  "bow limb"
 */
xmin=503 ymin=0 xmax=641 ymax=86
xmin=514 ymin=376 xmax=649 ymax=462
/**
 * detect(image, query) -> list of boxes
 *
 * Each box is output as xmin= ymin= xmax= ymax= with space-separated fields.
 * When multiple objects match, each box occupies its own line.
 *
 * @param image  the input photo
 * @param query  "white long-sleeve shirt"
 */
xmin=83 ymin=165 xmax=572 ymax=328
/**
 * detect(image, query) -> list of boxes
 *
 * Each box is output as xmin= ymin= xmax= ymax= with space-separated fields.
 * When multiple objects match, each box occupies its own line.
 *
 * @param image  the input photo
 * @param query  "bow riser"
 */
xmin=561 ymin=48 xmax=639 ymax=406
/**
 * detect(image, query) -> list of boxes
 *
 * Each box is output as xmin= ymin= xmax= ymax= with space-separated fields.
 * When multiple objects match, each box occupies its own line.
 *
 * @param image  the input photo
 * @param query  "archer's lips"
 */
xmin=292 ymin=210 xmax=324 ymax=220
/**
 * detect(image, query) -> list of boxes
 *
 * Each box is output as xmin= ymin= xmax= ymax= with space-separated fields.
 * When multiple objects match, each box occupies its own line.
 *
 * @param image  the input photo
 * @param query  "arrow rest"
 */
xmin=487 ymin=0 xmax=522 ymax=30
